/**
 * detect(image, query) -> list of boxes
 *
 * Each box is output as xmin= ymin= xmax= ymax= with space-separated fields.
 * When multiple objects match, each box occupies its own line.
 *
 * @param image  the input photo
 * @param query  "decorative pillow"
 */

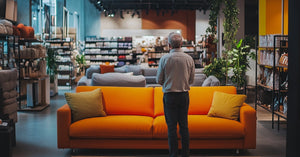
xmin=207 ymin=91 xmax=246 ymax=121
xmin=65 ymin=88 xmax=106 ymax=122
xmin=100 ymin=64 xmax=115 ymax=74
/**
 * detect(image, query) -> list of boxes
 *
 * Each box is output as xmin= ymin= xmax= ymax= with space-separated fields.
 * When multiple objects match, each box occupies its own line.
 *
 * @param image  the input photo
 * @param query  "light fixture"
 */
xmin=97 ymin=0 xmax=101 ymax=5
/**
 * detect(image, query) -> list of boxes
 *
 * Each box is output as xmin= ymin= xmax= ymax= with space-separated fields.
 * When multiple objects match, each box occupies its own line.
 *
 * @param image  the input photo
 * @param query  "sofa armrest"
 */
xmin=77 ymin=76 xmax=90 ymax=86
xmin=57 ymin=104 xmax=72 ymax=148
xmin=240 ymin=103 xmax=256 ymax=149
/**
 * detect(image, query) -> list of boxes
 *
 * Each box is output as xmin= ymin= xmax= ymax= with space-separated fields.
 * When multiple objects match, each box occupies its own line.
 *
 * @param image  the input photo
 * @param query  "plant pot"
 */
xmin=50 ymin=75 xmax=58 ymax=97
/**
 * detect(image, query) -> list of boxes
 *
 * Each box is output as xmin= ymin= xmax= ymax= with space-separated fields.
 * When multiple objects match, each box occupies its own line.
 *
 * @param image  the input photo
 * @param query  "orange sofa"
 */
xmin=57 ymin=86 xmax=256 ymax=150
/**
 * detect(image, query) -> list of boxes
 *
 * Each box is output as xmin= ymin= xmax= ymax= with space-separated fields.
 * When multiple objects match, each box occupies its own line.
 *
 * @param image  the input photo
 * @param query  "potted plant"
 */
xmin=75 ymin=54 xmax=86 ymax=76
xmin=227 ymin=39 xmax=256 ymax=92
xmin=203 ymin=58 xmax=227 ymax=85
xmin=46 ymin=48 xmax=58 ymax=96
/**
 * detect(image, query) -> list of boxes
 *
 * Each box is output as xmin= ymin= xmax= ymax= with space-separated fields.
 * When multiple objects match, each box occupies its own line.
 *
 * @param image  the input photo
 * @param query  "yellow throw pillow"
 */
xmin=65 ymin=88 xmax=106 ymax=122
xmin=207 ymin=91 xmax=246 ymax=121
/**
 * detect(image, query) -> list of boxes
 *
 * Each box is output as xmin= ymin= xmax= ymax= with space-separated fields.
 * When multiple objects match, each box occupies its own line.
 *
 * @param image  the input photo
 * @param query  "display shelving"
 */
xmin=255 ymin=35 xmax=288 ymax=130
xmin=45 ymin=40 xmax=75 ymax=87
xmin=84 ymin=37 xmax=135 ymax=66
xmin=17 ymin=38 xmax=50 ymax=111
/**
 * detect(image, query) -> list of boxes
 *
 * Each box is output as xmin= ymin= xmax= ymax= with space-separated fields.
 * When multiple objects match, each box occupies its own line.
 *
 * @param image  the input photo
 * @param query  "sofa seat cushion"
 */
xmin=152 ymin=115 xmax=245 ymax=139
xmin=70 ymin=115 xmax=154 ymax=139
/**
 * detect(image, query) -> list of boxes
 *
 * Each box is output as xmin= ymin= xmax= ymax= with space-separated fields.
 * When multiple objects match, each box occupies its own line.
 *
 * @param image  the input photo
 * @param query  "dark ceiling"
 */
xmin=89 ymin=0 xmax=210 ymax=12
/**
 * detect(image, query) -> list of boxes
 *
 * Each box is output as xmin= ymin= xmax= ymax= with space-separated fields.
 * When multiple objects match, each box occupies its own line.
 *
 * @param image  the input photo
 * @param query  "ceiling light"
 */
xmin=97 ymin=0 xmax=101 ymax=5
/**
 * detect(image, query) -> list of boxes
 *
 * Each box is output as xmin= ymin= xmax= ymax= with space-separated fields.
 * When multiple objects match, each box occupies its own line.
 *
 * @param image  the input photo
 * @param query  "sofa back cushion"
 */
xmin=154 ymin=86 xmax=237 ymax=117
xmin=91 ymin=73 xmax=146 ymax=87
xmin=86 ymin=66 xmax=100 ymax=79
xmin=76 ymin=86 xmax=154 ymax=117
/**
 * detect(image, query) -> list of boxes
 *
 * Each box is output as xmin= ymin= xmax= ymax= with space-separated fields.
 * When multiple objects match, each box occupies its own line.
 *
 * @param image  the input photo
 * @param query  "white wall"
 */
xmin=100 ymin=10 xmax=142 ymax=36
xmin=195 ymin=10 xmax=210 ymax=42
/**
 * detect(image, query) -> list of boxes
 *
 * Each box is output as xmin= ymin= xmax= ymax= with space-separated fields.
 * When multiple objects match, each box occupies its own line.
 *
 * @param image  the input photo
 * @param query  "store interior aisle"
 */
xmin=12 ymin=88 xmax=286 ymax=157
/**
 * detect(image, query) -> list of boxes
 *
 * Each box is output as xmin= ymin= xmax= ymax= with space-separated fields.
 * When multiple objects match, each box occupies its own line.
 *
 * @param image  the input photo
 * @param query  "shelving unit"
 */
xmin=255 ymin=35 xmax=288 ymax=130
xmin=0 ymin=34 xmax=18 ymax=70
xmin=84 ymin=37 xmax=135 ymax=66
xmin=147 ymin=44 xmax=203 ymax=67
xmin=45 ymin=40 xmax=74 ymax=88
xmin=17 ymin=38 xmax=50 ymax=111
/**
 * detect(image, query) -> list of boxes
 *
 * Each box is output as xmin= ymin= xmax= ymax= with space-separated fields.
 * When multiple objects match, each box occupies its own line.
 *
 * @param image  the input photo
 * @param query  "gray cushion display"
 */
xmin=142 ymin=68 xmax=157 ymax=76
xmin=126 ymin=65 xmax=142 ymax=75
xmin=202 ymin=75 xmax=220 ymax=86
xmin=77 ymin=76 xmax=91 ymax=86
xmin=91 ymin=73 xmax=146 ymax=87
xmin=191 ymin=74 xmax=207 ymax=86
xmin=145 ymin=76 xmax=157 ymax=84
xmin=114 ymin=65 xmax=127 ymax=73
xmin=86 ymin=66 xmax=100 ymax=79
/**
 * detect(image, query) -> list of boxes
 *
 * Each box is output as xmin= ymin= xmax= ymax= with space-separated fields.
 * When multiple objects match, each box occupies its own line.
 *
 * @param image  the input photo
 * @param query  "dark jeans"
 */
xmin=163 ymin=92 xmax=190 ymax=157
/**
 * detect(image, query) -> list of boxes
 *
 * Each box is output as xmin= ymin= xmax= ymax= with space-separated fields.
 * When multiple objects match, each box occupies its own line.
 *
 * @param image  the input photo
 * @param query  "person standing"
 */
xmin=156 ymin=32 xmax=195 ymax=157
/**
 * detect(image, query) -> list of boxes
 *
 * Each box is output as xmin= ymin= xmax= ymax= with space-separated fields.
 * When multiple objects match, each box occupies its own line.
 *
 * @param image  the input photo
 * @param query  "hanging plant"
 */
xmin=223 ymin=0 xmax=239 ymax=51
xmin=206 ymin=0 xmax=222 ymax=36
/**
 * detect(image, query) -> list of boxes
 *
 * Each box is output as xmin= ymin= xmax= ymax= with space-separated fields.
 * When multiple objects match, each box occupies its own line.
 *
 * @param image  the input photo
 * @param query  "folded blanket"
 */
xmin=0 ymin=81 xmax=18 ymax=92
xmin=0 ymin=102 xmax=18 ymax=115
xmin=1 ymin=90 xmax=18 ymax=100
xmin=0 ymin=19 xmax=13 ymax=35
xmin=0 ymin=68 xmax=18 ymax=82
xmin=0 ymin=97 xmax=17 ymax=106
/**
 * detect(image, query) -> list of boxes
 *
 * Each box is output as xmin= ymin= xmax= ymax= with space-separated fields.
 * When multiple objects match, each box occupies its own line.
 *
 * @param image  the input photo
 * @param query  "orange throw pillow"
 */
xmin=100 ymin=64 xmax=115 ymax=74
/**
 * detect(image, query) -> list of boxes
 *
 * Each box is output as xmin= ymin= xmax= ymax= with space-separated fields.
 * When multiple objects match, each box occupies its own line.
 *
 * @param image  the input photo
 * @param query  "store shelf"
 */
xmin=256 ymin=35 xmax=288 ymax=130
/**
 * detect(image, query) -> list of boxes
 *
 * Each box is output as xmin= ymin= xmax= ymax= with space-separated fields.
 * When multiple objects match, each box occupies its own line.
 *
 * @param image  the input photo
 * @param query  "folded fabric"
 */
xmin=0 ymin=102 xmax=18 ymax=115
xmin=0 ymin=97 xmax=17 ymax=106
xmin=1 ymin=90 xmax=18 ymax=100
xmin=0 ymin=68 xmax=18 ymax=82
xmin=0 ymin=81 xmax=18 ymax=92
xmin=0 ymin=23 xmax=7 ymax=34
xmin=0 ymin=19 xmax=13 ymax=35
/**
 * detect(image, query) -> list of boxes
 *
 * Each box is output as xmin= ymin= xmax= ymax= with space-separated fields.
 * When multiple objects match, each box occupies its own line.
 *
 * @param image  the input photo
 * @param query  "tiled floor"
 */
xmin=12 ymin=87 xmax=287 ymax=157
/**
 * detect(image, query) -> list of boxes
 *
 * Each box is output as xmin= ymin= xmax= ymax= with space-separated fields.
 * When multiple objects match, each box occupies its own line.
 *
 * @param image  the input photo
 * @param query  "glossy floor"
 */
xmin=12 ymin=88 xmax=287 ymax=157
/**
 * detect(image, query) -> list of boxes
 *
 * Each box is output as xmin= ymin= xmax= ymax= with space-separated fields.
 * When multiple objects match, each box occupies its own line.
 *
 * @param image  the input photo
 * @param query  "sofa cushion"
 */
xmin=76 ymin=86 xmax=154 ymax=117
xmin=86 ymin=66 xmax=100 ymax=79
xmin=114 ymin=65 xmax=127 ymax=73
xmin=145 ymin=76 xmax=157 ymax=84
xmin=100 ymin=64 xmax=115 ymax=74
xmin=191 ymin=74 xmax=207 ymax=86
xmin=152 ymin=115 xmax=245 ymax=139
xmin=202 ymin=75 xmax=220 ymax=86
xmin=70 ymin=115 xmax=153 ymax=139
xmin=208 ymin=91 xmax=246 ymax=121
xmin=65 ymin=88 xmax=106 ymax=122
xmin=91 ymin=73 xmax=146 ymax=87
xmin=154 ymin=86 xmax=237 ymax=117
xmin=126 ymin=65 xmax=143 ymax=75
xmin=142 ymin=68 xmax=157 ymax=76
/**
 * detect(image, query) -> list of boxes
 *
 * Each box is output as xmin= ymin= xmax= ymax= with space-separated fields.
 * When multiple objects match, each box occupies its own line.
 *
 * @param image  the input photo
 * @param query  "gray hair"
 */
xmin=168 ymin=32 xmax=182 ymax=48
